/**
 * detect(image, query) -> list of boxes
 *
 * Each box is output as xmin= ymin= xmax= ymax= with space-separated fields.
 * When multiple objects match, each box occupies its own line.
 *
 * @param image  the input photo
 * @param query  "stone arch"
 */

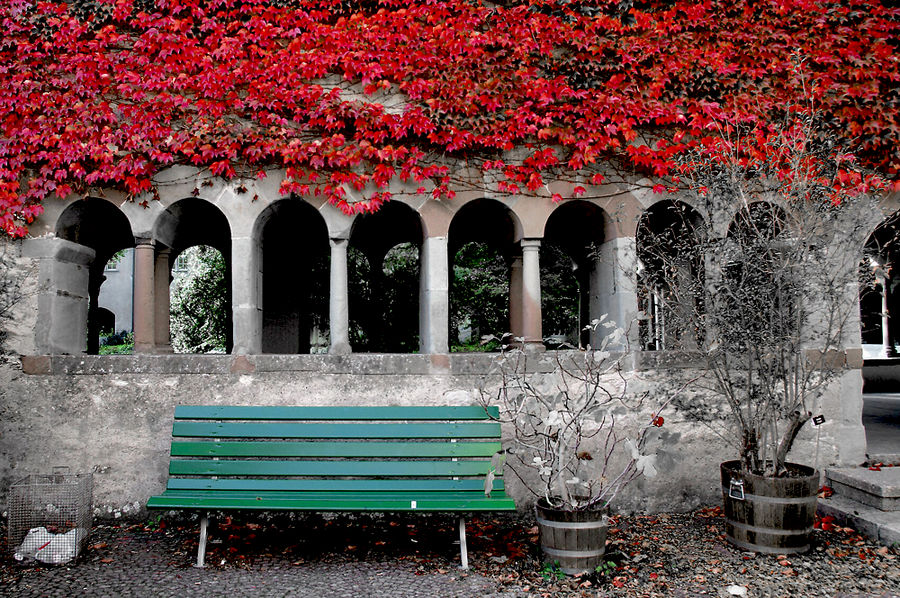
xmin=255 ymin=197 xmax=330 ymax=354
xmin=56 ymin=198 xmax=134 ymax=353
xmin=348 ymin=202 xmax=423 ymax=352
xmin=717 ymin=200 xmax=796 ymax=354
xmin=726 ymin=200 xmax=789 ymax=243
xmin=860 ymin=209 xmax=900 ymax=356
xmin=154 ymin=198 xmax=233 ymax=353
xmin=447 ymin=198 xmax=520 ymax=348
xmin=542 ymin=200 xmax=606 ymax=348
xmin=636 ymin=199 xmax=706 ymax=351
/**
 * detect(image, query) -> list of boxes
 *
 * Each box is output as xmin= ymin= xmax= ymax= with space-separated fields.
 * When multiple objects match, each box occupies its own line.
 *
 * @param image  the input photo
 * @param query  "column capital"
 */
xmin=520 ymin=238 xmax=542 ymax=250
xmin=134 ymin=237 xmax=155 ymax=248
xmin=329 ymin=237 xmax=349 ymax=248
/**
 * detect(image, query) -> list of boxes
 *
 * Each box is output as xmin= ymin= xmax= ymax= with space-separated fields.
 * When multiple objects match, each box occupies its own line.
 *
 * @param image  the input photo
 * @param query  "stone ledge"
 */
xmin=818 ymin=494 xmax=900 ymax=546
xmin=826 ymin=467 xmax=900 ymax=501
xmin=19 ymin=353 xmax=499 ymax=376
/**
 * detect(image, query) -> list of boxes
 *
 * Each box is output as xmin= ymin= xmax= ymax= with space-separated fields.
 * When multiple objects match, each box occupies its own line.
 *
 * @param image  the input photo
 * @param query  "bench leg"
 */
xmin=458 ymin=516 xmax=469 ymax=570
xmin=195 ymin=514 xmax=209 ymax=568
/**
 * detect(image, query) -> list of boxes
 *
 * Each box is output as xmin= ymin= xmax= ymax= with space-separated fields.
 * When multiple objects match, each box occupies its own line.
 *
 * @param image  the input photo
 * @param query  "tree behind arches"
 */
xmin=170 ymin=246 xmax=227 ymax=353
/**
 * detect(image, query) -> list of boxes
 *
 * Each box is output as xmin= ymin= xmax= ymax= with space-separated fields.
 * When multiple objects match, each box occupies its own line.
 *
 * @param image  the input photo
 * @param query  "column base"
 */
xmin=329 ymin=342 xmax=352 ymax=355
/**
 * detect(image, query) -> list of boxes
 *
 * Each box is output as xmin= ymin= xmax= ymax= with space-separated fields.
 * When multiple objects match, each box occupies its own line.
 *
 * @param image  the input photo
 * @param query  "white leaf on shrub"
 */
xmin=625 ymin=439 xmax=659 ymax=478
xmin=546 ymin=410 xmax=563 ymax=428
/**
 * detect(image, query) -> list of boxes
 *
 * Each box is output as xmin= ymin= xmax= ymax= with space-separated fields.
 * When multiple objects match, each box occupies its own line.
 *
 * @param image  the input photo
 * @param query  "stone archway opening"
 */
xmin=155 ymin=198 xmax=233 ymax=353
xmin=348 ymin=202 xmax=422 ymax=353
xmin=543 ymin=200 xmax=606 ymax=349
xmin=56 ymin=198 xmax=134 ymax=354
xmin=636 ymin=200 xmax=705 ymax=351
xmin=448 ymin=199 xmax=517 ymax=351
xmin=860 ymin=211 xmax=900 ymax=359
xmin=859 ymin=211 xmax=900 ymax=461
xmin=257 ymin=198 xmax=330 ymax=354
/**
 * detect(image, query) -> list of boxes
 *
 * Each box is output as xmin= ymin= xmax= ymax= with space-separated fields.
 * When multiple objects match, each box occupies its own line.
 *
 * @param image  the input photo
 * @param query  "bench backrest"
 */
xmin=164 ymin=405 xmax=508 ymax=496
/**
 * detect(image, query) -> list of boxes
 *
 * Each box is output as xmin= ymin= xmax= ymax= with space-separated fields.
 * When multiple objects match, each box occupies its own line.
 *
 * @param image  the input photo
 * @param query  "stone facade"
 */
xmin=0 ymin=168 xmax=896 ymax=517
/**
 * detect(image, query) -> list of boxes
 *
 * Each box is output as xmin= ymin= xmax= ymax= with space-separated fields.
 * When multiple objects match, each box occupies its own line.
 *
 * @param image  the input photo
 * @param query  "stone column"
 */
xmin=153 ymin=248 xmax=172 ymax=353
xmin=520 ymin=239 xmax=543 ymax=349
xmin=22 ymin=237 xmax=95 ymax=354
xmin=591 ymin=237 xmax=639 ymax=350
xmin=133 ymin=239 xmax=156 ymax=353
xmin=329 ymin=237 xmax=351 ymax=354
xmin=419 ymin=236 xmax=449 ymax=354
xmin=231 ymin=236 xmax=262 ymax=354
xmin=508 ymin=255 xmax=523 ymax=341
xmin=882 ymin=265 xmax=897 ymax=358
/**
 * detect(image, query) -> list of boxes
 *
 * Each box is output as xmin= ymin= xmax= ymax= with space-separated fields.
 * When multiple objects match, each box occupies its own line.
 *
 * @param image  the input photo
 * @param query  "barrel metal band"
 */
xmin=721 ymin=487 xmax=817 ymax=505
xmin=536 ymin=515 xmax=608 ymax=530
xmin=726 ymin=534 xmax=810 ymax=555
xmin=540 ymin=546 xmax=606 ymax=558
xmin=725 ymin=518 xmax=813 ymax=536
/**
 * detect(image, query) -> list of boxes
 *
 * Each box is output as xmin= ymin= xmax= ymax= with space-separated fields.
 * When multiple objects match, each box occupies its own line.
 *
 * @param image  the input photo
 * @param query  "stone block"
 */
xmin=20 ymin=355 xmax=51 ymax=375
xmin=826 ymin=467 xmax=900 ymax=511
xmin=230 ymin=355 xmax=256 ymax=374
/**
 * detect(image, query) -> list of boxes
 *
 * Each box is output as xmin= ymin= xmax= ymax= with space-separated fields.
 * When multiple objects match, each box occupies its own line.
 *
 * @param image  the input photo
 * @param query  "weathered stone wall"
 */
xmin=0 ymin=351 xmax=865 ymax=519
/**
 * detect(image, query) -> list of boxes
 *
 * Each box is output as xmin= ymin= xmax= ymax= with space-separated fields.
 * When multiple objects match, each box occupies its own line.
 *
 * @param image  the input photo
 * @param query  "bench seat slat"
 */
xmin=171 ymin=440 xmax=502 ymax=458
xmin=175 ymin=405 xmax=500 ymax=421
xmin=147 ymin=493 xmax=516 ymax=512
xmin=151 ymin=491 xmax=512 ymax=502
xmin=173 ymin=422 xmax=501 ymax=439
xmin=170 ymin=459 xmax=495 ymax=477
xmin=166 ymin=478 xmax=506 ymax=493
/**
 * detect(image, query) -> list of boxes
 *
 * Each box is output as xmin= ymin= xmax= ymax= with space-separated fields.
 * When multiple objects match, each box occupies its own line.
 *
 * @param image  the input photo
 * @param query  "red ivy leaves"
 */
xmin=0 ymin=0 xmax=897 ymax=236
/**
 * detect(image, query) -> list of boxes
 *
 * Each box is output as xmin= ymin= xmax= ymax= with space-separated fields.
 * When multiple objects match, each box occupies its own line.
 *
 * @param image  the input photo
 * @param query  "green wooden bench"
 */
xmin=147 ymin=405 xmax=516 ymax=568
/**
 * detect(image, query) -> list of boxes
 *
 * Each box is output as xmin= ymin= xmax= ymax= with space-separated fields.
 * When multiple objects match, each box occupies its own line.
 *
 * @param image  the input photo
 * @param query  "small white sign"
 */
xmin=411 ymin=500 xmax=417 ymax=509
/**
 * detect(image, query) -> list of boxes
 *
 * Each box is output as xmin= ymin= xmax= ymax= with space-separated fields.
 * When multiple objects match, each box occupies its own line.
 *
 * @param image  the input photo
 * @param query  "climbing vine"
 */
xmin=0 ymin=0 xmax=897 ymax=236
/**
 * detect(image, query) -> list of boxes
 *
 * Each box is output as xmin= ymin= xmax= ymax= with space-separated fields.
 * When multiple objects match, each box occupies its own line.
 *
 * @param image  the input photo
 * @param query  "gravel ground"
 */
xmin=1 ymin=507 xmax=898 ymax=597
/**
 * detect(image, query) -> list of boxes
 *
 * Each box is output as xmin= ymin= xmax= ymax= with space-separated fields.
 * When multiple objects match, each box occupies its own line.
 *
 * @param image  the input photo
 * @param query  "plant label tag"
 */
xmin=813 ymin=415 xmax=826 ymax=426
xmin=410 ymin=500 xmax=417 ymax=509
xmin=729 ymin=479 xmax=745 ymax=500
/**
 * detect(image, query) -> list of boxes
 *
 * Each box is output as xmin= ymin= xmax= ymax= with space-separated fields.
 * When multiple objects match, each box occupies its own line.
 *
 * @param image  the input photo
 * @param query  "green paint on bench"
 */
xmin=170 ymin=440 xmax=502 ymax=458
xmin=172 ymin=421 xmax=502 ymax=439
xmin=173 ymin=405 xmax=501 ymax=421
xmin=147 ymin=405 xmax=516 ymax=568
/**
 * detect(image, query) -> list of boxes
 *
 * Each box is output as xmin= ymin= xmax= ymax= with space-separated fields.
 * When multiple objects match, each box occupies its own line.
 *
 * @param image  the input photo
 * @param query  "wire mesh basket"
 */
xmin=8 ymin=469 xmax=93 ymax=564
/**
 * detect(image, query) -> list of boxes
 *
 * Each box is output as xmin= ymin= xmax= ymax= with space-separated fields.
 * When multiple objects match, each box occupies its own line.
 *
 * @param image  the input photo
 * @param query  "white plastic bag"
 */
xmin=14 ymin=526 xmax=85 ymax=564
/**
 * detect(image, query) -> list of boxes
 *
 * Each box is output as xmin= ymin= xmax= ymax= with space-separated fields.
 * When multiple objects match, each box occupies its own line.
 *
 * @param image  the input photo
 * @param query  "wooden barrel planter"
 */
xmin=535 ymin=499 xmax=608 ymax=575
xmin=720 ymin=460 xmax=819 ymax=554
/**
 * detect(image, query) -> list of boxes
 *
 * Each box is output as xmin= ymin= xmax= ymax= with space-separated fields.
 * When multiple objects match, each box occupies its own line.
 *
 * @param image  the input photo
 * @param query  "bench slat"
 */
xmin=171 ymin=440 xmax=502 ymax=458
xmin=174 ymin=405 xmax=499 ymax=421
xmin=166 ymin=478 xmax=506 ymax=493
xmin=170 ymin=459 xmax=495 ymax=477
xmin=173 ymin=421 xmax=501 ymax=439
xmin=147 ymin=493 xmax=516 ymax=512
xmin=152 ymin=491 xmax=511 ymax=501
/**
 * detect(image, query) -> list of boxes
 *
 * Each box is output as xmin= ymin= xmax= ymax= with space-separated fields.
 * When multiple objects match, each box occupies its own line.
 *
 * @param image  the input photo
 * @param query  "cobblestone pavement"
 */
xmin=2 ymin=510 xmax=899 ymax=598
xmin=1 ymin=514 xmax=519 ymax=598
